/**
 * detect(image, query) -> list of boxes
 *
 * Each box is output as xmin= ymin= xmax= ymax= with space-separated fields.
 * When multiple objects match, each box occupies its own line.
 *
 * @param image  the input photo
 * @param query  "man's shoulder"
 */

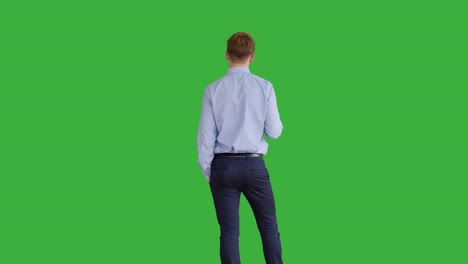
xmin=203 ymin=78 xmax=223 ymax=96
xmin=208 ymin=76 xmax=226 ymax=87
xmin=249 ymin=73 xmax=273 ymax=87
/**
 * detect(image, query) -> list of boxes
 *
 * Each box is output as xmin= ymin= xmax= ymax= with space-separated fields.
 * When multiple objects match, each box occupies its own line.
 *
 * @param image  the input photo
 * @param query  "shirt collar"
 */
xmin=227 ymin=66 xmax=250 ymax=74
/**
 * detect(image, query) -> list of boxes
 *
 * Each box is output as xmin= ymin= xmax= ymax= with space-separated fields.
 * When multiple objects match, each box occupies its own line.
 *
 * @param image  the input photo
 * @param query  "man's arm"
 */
xmin=264 ymin=84 xmax=283 ymax=139
xmin=197 ymin=88 xmax=217 ymax=181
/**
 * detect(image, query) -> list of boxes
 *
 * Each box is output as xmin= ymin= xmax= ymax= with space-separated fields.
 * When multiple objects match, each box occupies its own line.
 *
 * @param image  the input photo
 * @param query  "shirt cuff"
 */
xmin=203 ymin=167 xmax=211 ymax=180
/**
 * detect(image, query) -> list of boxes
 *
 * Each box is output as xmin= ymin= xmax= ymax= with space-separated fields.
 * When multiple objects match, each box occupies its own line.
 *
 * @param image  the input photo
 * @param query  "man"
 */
xmin=197 ymin=32 xmax=284 ymax=264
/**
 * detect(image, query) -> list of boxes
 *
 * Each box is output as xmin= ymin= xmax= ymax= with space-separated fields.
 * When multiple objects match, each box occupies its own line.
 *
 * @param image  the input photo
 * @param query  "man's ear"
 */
xmin=249 ymin=54 xmax=255 ymax=63
xmin=225 ymin=52 xmax=230 ymax=61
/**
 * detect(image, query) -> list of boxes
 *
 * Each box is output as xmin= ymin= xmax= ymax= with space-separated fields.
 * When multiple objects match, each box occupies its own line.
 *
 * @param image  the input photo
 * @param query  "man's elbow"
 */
xmin=265 ymin=125 xmax=283 ymax=139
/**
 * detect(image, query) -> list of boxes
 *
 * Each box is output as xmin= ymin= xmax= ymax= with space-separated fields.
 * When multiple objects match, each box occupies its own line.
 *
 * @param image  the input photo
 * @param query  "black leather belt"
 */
xmin=215 ymin=153 xmax=263 ymax=158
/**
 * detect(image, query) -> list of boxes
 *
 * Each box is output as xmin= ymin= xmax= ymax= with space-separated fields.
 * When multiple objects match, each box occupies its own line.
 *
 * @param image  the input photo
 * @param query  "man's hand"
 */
xmin=207 ymin=177 xmax=210 ymax=184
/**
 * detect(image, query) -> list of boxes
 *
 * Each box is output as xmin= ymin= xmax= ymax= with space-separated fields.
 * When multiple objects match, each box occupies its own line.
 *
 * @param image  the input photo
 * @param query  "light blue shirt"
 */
xmin=197 ymin=66 xmax=283 ymax=180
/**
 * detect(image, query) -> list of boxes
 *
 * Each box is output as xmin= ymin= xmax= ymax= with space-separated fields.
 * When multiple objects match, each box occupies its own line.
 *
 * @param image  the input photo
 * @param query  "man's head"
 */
xmin=226 ymin=32 xmax=255 ymax=65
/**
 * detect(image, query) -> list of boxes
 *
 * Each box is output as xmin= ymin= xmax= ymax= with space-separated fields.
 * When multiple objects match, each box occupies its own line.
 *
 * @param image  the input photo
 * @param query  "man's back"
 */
xmin=207 ymin=66 xmax=282 ymax=154
xmin=197 ymin=66 xmax=282 ymax=179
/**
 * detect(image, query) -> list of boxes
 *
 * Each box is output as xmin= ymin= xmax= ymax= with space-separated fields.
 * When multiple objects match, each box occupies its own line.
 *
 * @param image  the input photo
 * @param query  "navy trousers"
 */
xmin=209 ymin=155 xmax=283 ymax=264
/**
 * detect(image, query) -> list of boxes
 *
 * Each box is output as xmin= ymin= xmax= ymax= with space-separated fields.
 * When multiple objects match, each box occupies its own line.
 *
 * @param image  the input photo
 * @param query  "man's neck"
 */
xmin=229 ymin=62 xmax=250 ymax=68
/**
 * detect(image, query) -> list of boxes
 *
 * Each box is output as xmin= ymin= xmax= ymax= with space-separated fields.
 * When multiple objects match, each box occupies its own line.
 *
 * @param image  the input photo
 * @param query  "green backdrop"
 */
xmin=1 ymin=0 xmax=466 ymax=263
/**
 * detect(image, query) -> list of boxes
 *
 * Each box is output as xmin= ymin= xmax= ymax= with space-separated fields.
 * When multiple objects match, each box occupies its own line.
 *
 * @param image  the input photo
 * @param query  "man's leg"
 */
xmin=242 ymin=158 xmax=283 ymax=264
xmin=210 ymin=157 xmax=242 ymax=264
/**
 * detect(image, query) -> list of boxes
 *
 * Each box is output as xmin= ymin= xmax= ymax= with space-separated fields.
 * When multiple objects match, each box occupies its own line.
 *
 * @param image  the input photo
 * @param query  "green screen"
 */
xmin=1 ymin=0 xmax=466 ymax=263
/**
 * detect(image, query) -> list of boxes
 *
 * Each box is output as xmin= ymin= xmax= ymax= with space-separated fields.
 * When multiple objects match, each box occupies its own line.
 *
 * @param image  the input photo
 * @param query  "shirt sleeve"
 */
xmin=197 ymin=87 xmax=217 ymax=180
xmin=264 ymin=84 xmax=283 ymax=139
